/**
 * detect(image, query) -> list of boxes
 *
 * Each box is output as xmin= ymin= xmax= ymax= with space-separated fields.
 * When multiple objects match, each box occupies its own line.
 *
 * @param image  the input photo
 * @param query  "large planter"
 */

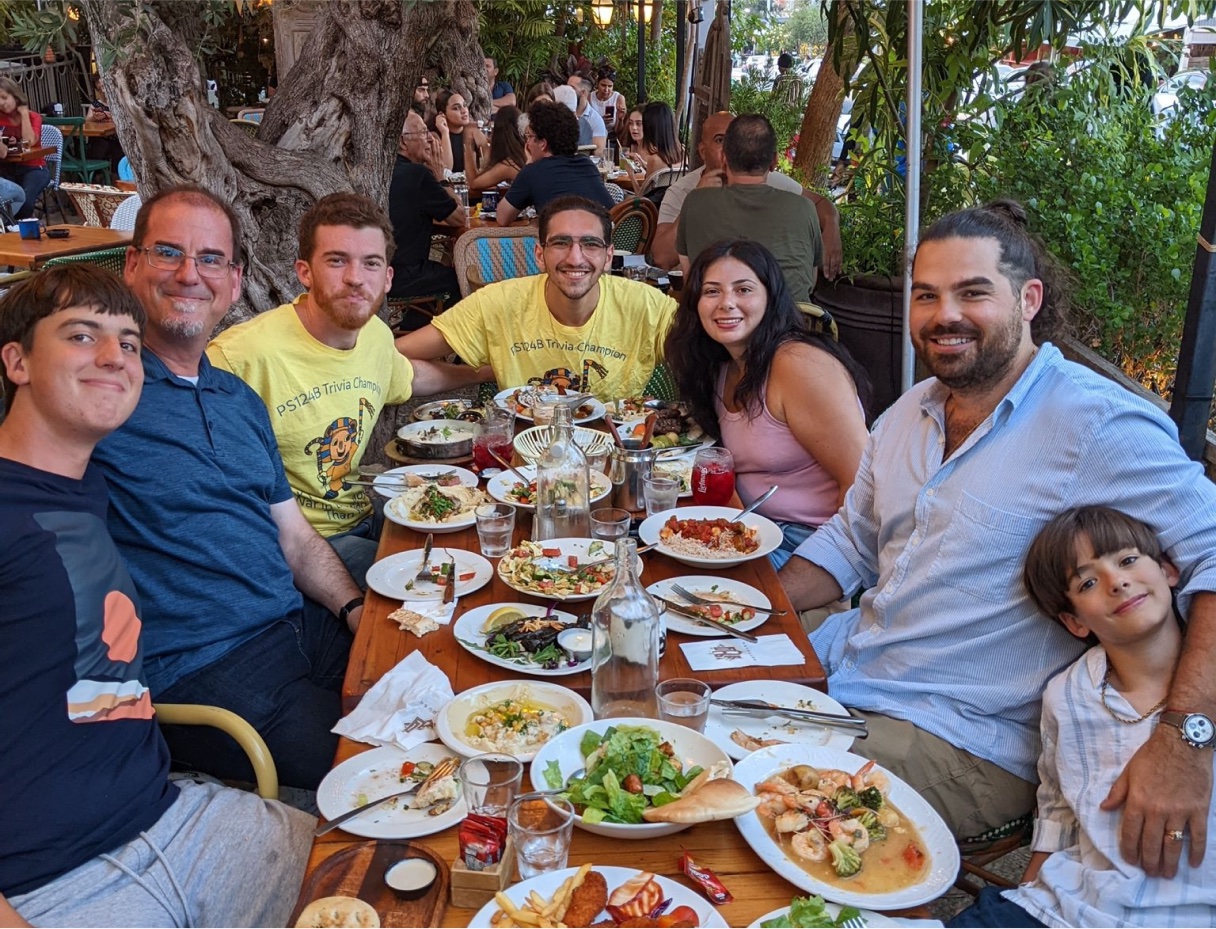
xmin=814 ymin=274 xmax=904 ymax=417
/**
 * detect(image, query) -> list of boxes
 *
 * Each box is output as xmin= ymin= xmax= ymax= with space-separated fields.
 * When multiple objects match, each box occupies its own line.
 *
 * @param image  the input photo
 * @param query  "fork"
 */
xmin=414 ymin=533 xmax=435 ymax=583
xmin=315 ymin=755 xmax=458 ymax=836
xmin=670 ymin=583 xmax=788 ymax=617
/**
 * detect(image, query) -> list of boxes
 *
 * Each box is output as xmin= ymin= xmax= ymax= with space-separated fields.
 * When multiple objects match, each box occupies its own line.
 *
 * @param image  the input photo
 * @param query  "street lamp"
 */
xmin=591 ymin=0 xmax=614 ymax=27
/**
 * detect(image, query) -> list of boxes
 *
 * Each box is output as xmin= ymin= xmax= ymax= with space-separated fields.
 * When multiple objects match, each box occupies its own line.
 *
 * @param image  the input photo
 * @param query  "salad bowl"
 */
xmin=528 ymin=717 xmax=732 ymax=839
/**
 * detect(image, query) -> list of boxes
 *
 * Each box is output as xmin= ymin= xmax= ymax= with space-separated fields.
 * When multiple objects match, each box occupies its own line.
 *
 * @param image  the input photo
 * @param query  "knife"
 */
xmin=442 ymin=559 xmax=457 ymax=605
xmin=315 ymin=783 xmax=426 ymax=837
xmin=657 ymin=597 xmax=759 ymax=643
xmin=711 ymin=698 xmax=869 ymax=730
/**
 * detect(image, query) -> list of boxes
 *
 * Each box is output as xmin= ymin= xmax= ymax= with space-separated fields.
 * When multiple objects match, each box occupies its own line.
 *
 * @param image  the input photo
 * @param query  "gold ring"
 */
xmin=1167 ymin=829 xmax=1185 ymax=841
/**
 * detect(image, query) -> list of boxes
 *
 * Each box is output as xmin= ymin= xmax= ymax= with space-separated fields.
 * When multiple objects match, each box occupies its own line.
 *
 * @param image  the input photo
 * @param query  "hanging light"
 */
xmin=629 ymin=0 xmax=655 ymax=23
xmin=591 ymin=0 xmax=614 ymax=27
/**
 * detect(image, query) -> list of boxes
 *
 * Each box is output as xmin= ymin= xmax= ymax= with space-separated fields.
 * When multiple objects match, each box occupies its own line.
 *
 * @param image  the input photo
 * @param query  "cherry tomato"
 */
xmin=400 ymin=761 xmax=416 ymax=778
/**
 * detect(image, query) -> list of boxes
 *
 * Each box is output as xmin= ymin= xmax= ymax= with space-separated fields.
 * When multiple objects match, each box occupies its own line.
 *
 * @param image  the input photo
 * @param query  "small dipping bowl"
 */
xmin=557 ymin=628 xmax=592 ymax=662
xmin=384 ymin=857 xmax=438 ymax=901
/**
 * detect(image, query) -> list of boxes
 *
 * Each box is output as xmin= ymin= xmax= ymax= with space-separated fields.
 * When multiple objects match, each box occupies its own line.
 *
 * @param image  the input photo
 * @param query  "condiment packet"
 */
xmin=331 ymin=651 xmax=453 ymax=750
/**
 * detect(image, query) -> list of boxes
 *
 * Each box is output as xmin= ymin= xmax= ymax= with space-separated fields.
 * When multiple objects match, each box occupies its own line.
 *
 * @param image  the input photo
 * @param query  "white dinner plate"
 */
xmin=371 ymin=465 xmax=480 ymax=499
xmin=365 ymin=548 xmax=493 ymax=601
xmin=453 ymin=602 xmax=590 ymax=677
xmin=706 ymin=681 xmax=856 ymax=760
xmin=383 ymin=484 xmax=487 ymax=533
xmin=316 ymin=743 xmax=465 ymax=840
xmin=733 ymin=745 xmax=959 ymax=910
xmin=497 ymin=537 xmax=639 ymax=602
xmin=649 ymin=456 xmax=693 ymax=497
xmin=638 ymin=505 xmax=783 ymax=569
xmin=485 ymin=465 xmax=612 ymax=512
xmin=646 ymin=575 xmax=773 ymax=637
xmin=435 ymin=679 xmax=593 ymax=761
xmin=494 ymin=386 xmax=607 ymax=425
xmin=749 ymin=901 xmax=915 ymax=928
xmin=468 ymin=865 xmax=729 ymax=928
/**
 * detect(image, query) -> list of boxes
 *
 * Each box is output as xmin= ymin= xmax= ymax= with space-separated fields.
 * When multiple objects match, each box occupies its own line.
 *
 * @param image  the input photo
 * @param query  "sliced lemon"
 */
xmin=481 ymin=606 xmax=529 ymax=634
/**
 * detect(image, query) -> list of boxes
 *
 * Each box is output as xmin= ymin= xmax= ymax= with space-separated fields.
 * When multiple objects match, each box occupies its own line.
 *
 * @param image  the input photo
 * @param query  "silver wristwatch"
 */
xmin=1160 ymin=710 xmax=1216 ymax=749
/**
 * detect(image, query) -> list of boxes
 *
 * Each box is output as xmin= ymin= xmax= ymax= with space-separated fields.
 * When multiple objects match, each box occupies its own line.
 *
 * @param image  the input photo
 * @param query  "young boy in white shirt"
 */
xmin=948 ymin=505 xmax=1215 ymax=928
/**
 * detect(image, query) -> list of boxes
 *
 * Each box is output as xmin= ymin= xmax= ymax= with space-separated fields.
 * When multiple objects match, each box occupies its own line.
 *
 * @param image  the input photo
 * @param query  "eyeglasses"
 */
xmin=138 ymin=245 xmax=238 ymax=278
xmin=401 ymin=130 xmax=429 ymax=139
xmin=544 ymin=235 xmax=607 ymax=255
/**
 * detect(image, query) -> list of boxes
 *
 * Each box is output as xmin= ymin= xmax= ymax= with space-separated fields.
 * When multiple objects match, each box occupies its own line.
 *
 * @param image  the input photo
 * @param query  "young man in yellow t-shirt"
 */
xmin=395 ymin=196 xmax=677 ymax=401
xmin=209 ymin=193 xmax=475 ymax=581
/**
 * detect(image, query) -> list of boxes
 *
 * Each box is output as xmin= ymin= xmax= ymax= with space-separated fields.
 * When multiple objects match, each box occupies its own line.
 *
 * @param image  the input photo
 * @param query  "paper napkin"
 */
xmin=331 ymin=651 xmax=454 ymax=751
xmin=679 ymin=633 xmax=806 ymax=671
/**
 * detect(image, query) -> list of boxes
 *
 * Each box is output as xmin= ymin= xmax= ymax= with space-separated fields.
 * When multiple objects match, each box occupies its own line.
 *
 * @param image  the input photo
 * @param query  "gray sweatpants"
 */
xmin=11 ymin=780 xmax=315 ymax=928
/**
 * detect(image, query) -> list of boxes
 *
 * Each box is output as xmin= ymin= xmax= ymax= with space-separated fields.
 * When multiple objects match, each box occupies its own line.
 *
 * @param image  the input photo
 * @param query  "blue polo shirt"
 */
xmin=93 ymin=350 xmax=301 ymax=694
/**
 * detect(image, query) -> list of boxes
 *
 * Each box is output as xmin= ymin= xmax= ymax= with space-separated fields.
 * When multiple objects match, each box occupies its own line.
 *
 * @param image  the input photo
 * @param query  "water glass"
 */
xmin=585 ymin=448 xmax=609 ymax=475
xmin=508 ymin=793 xmax=576 ymax=880
xmin=656 ymin=678 xmax=712 ymax=732
xmin=475 ymin=503 xmax=516 ymax=557
xmin=691 ymin=447 xmax=736 ymax=506
xmin=643 ymin=474 xmax=680 ymax=517
xmin=590 ymin=506 xmax=631 ymax=542
xmin=459 ymin=753 xmax=524 ymax=819
xmin=530 ymin=397 xmax=558 ymax=425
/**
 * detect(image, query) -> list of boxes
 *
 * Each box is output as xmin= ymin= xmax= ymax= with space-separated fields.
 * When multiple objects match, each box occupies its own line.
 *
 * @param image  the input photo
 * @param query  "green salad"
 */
xmin=761 ymin=895 xmax=862 ymax=928
xmin=542 ymin=724 xmax=703 ymax=825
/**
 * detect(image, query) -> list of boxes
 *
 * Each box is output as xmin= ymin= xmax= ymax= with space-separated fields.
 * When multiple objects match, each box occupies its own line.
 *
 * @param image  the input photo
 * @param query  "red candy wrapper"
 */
xmin=459 ymin=814 xmax=508 ymax=870
xmin=679 ymin=850 xmax=732 ymax=905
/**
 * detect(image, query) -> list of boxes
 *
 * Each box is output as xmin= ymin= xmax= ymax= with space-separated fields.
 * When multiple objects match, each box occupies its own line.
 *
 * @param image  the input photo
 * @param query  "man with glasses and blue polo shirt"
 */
xmin=92 ymin=185 xmax=365 ymax=792
xmin=396 ymin=195 xmax=675 ymax=401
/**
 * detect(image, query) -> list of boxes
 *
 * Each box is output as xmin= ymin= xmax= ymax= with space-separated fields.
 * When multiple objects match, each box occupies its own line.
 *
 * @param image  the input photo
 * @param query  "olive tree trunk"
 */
xmin=791 ymin=0 xmax=854 ymax=188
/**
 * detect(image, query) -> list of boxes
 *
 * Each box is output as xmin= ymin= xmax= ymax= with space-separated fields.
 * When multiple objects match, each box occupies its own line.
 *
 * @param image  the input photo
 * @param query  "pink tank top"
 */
xmin=714 ymin=367 xmax=842 ymax=526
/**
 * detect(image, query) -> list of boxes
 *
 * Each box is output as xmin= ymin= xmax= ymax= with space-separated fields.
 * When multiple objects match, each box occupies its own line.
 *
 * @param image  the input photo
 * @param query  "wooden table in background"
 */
xmin=59 ymin=120 xmax=117 ymax=138
xmin=3 ymin=145 xmax=55 ymax=164
xmin=0 ymin=226 xmax=131 ymax=270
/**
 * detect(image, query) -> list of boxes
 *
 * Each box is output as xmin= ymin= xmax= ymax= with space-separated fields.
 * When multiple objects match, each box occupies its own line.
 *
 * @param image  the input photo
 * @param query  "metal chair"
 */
xmin=155 ymin=703 xmax=279 ymax=800
xmin=109 ymin=192 xmax=142 ymax=231
xmin=43 ymin=116 xmax=112 ymax=184
xmin=35 ymin=123 xmax=69 ymax=224
xmin=41 ymin=246 xmax=129 ymax=276
xmin=59 ymin=183 xmax=135 ymax=227
xmin=609 ymin=196 xmax=658 ymax=256
xmin=452 ymin=225 xmax=541 ymax=298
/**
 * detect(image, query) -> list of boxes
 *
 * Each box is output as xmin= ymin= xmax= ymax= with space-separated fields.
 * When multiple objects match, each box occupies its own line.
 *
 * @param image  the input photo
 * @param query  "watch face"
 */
xmin=1184 ymin=714 xmax=1215 ymax=745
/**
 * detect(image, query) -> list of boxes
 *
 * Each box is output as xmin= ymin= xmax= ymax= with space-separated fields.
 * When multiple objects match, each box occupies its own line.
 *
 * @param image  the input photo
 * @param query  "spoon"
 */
xmin=734 ymin=484 xmax=778 ymax=519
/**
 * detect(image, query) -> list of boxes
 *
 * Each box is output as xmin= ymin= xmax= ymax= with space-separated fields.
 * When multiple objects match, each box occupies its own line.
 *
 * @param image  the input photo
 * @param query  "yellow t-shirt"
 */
xmin=207 ymin=299 xmax=414 ymax=536
xmin=432 ymin=274 xmax=677 ymax=400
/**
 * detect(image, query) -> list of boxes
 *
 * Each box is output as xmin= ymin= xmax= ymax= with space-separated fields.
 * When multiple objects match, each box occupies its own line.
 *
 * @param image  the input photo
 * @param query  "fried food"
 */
xmin=562 ymin=869 xmax=608 ymax=927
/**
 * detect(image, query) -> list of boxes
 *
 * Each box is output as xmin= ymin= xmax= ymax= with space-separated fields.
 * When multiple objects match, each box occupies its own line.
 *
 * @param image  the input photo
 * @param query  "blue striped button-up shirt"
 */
xmin=796 ymin=344 xmax=1216 ymax=780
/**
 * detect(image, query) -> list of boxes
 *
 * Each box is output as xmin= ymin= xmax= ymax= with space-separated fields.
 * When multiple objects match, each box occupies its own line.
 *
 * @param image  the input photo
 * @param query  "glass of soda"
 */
xmin=691 ymin=447 xmax=735 ymax=506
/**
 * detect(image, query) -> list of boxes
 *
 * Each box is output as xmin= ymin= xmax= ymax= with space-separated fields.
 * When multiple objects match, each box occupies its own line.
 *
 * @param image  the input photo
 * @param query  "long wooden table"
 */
xmin=304 ymin=482 xmax=842 ymax=927
xmin=0 ymin=225 xmax=131 ymax=269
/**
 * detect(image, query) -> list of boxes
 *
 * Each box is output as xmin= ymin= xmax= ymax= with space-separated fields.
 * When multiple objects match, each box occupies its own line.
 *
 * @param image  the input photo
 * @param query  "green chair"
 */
xmin=42 ymin=246 xmax=128 ymax=276
xmin=43 ymin=117 xmax=112 ymax=185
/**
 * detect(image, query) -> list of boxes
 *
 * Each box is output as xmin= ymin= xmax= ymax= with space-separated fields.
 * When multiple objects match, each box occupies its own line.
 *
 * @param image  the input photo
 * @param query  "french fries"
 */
xmin=490 ymin=864 xmax=592 ymax=928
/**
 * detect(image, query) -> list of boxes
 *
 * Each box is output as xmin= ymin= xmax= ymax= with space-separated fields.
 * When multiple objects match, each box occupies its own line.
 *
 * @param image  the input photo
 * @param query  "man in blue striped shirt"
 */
xmin=780 ymin=200 xmax=1216 ymax=876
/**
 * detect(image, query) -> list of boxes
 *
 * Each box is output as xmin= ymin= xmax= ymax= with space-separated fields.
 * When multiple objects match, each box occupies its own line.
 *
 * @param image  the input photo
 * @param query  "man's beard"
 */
xmin=917 ymin=305 xmax=1025 ymax=392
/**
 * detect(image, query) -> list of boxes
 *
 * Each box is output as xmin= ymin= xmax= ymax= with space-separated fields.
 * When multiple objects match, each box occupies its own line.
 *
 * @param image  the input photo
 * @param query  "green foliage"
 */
xmin=783 ymin=1 xmax=829 ymax=56
xmin=729 ymin=68 xmax=804 ymax=154
xmin=476 ymin=0 xmax=569 ymax=93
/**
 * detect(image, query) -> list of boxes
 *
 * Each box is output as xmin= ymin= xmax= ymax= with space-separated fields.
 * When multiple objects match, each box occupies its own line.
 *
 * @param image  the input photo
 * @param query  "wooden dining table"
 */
xmin=0 ymin=225 xmax=131 ymax=269
xmin=3 ymin=145 xmax=56 ymax=164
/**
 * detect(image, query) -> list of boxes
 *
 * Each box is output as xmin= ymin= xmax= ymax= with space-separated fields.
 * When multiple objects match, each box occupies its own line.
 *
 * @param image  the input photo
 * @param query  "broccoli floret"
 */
xmin=832 ymin=786 xmax=863 ymax=811
xmin=828 ymin=838 xmax=862 ymax=877
xmin=858 ymin=786 xmax=884 ymax=810
xmin=856 ymin=808 xmax=887 ymax=843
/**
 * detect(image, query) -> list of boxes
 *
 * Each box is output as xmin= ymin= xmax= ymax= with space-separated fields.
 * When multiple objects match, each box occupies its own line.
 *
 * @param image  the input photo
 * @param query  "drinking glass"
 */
xmin=473 ymin=407 xmax=515 ymax=474
xmin=590 ymin=506 xmax=631 ymax=542
xmin=459 ymin=753 xmax=524 ymax=819
xmin=656 ymin=678 xmax=712 ymax=732
xmin=508 ymin=793 xmax=576 ymax=880
xmin=475 ymin=503 xmax=516 ymax=557
xmin=585 ymin=447 xmax=609 ymax=475
xmin=691 ymin=447 xmax=736 ymax=506
xmin=643 ymin=474 xmax=680 ymax=516
xmin=530 ymin=397 xmax=558 ymax=425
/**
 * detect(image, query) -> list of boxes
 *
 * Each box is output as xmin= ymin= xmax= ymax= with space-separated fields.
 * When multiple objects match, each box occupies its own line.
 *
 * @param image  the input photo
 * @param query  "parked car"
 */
xmin=1152 ymin=69 xmax=1208 ymax=119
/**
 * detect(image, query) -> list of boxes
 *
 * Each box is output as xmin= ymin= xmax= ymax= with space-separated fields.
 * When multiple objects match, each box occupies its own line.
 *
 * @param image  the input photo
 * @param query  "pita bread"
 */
xmin=641 ymin=777 xmax=761 ymax=824
xmin=389 ymin=606 xmax=439 ymax=638
xmin=295 ymin=896 xmax=380 ymax=928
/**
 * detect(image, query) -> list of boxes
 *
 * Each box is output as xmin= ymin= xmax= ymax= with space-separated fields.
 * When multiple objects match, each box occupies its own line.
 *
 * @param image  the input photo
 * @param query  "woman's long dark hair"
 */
xmin=664 ymin=239 xmax=871 ymax=439
xmin=642 ymin=101 xmax=682 ymax=168
xmin=487 ymin=105 xmax=525 ymax=169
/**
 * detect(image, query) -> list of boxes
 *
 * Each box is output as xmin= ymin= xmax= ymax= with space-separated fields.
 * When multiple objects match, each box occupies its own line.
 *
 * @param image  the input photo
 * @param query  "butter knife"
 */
xmin=711 ymin=698 xmax=869 ymax=730
xmin=657 ymin=597 xmax=759 ymax=643
xmin=442 ymin=559 xmax=457 ymax=605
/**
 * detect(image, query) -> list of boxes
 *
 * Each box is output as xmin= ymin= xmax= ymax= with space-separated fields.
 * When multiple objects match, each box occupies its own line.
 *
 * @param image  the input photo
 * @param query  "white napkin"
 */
xmin=331 ymin=651 xmax=454 ymax=750
xmin=679 ymin=633 xmax=806 ymax=671
xmin=391 ymin=599 xmax=457 ymax=627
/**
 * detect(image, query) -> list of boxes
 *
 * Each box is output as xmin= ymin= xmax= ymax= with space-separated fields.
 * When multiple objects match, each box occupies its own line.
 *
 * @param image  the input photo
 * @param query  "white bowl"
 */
xmin=435 ymin=680 xmax=593 ymax=762
xmin=637 ymin=505 xmax=783 ymax=568
xmin=528 ymin=717 xmax=733 ymax=839
xmin=514 ymin=425 xmax=613 ymax=464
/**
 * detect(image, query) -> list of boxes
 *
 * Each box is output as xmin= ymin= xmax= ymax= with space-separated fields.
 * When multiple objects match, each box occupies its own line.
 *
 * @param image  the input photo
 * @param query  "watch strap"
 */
xmin=1160 ymin=710 xmax=1215 ymax=748
xmin=338 ymin=596 xmax=365 ymax=623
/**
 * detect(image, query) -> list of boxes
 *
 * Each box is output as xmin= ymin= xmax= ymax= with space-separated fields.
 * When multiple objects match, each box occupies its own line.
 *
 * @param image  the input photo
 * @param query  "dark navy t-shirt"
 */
xmin=504 ymin=156 xmax=614 ymax=213
xmin=0 ymin=458 xmax=176 ymax=897
xmin=389 ymin=154 xmax=459 ymax=271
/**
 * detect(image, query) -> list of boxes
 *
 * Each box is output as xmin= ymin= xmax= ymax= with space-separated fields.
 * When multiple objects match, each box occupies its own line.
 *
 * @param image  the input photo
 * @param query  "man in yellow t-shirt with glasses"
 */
xmin=209 ymin=193 xmax=479 ymax=582
xmin=396 ymin=196 xmax=677 ymax=402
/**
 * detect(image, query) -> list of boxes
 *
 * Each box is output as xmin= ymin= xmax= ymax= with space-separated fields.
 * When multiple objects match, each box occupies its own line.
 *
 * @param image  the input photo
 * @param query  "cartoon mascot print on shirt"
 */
xmin=305 ymin=397 xmax=376 ymax=499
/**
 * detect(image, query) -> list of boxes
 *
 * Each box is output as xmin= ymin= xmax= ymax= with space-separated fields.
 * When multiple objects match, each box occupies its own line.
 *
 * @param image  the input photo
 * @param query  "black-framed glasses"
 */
xmin=544 ymin=235 xmax=607 ymax=255
xmin=138 ymin=245 xmax=238 ymax=278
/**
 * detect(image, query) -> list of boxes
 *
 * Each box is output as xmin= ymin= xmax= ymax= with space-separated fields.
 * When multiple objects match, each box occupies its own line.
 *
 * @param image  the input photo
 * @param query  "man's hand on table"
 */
xmin=1103 ymin=723 xmax=1212 ymax=877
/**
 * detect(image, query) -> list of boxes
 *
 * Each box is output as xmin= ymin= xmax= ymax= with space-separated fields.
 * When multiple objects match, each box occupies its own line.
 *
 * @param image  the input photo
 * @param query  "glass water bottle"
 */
xmin=533 ymin=404 xmax=591 ymax=540
xmin=590 ymin=538 xmax=661 ymax=719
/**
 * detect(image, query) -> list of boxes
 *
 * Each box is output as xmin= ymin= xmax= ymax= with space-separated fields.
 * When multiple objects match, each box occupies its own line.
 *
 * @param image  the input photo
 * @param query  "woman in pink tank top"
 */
xmin=663 ymin=240 xmax=871 ymax=567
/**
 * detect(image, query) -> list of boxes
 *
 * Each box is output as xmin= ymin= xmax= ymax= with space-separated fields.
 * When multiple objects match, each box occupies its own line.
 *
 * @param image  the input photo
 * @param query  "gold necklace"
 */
xmin=1100 ymin=667 xmax=1167 ymax=724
